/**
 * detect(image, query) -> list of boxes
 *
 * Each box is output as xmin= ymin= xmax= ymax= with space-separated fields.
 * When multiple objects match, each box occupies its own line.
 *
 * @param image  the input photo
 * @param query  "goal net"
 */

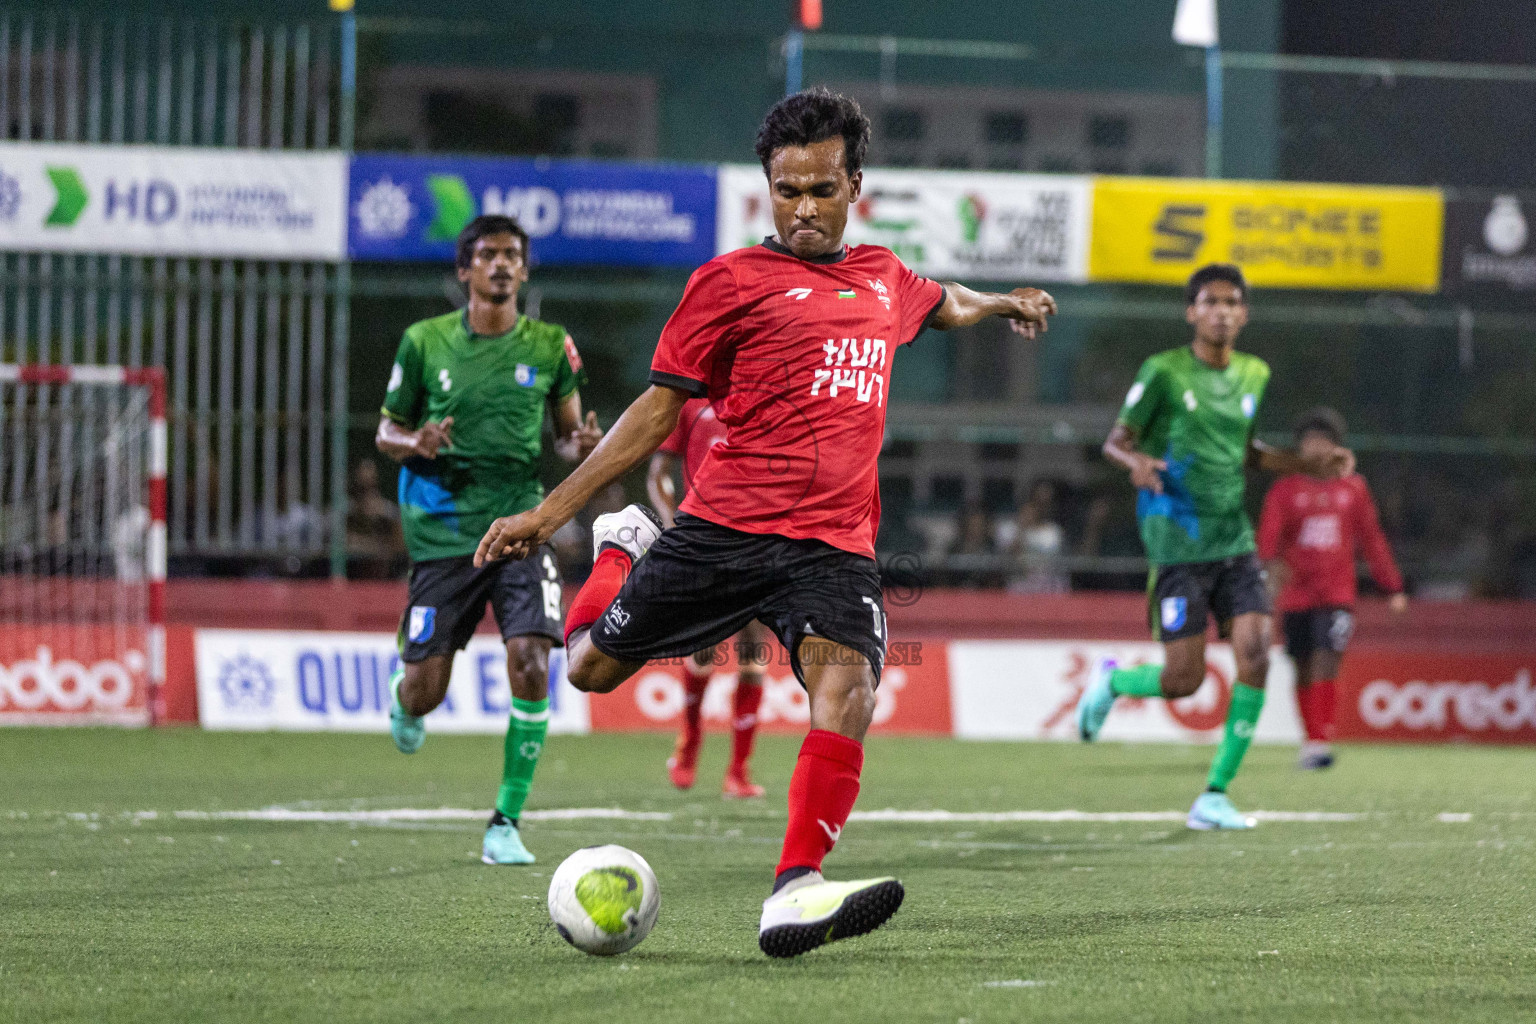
xmin=0 ymin=366 xmax=166 ymax=725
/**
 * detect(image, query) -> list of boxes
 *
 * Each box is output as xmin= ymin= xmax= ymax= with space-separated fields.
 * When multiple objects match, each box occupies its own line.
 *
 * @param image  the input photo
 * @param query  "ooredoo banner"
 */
xmin=0 ymin=626 xmax=151 ymax=726
xmin=0 ymin=142 xmax=346 ymax=260
xmin=194 ymin=628 xmax=589 ymax=734
xmin=584 ymin=638 xmax=952 ymax=735
xmin=1089 ymin=177 xmax=1443 ymax=292
xmin=1337 ymin=651 xmax=1536 ymax=743
xmin=947 ymin=640 xmax=1302 ymax=744
xmin=717 ymin=164 xmax=1092 ymax=282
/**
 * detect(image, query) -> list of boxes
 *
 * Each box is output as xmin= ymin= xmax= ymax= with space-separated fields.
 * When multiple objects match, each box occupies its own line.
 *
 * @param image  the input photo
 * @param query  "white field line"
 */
xmin=849 ymin=809 xmax=1365 ymax=823
xmin=27 ymin=807 xmax=1391 ymax=825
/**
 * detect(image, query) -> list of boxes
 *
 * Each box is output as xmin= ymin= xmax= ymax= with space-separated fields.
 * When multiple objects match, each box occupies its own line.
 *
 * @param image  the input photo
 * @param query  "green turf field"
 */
xmin=3 ymin=729 xmax=1532 ymax=1023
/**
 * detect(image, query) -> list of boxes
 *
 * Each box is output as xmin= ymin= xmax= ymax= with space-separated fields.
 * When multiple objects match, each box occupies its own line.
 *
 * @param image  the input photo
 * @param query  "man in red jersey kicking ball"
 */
xmin=648 ymin=397 xmax=770 ymax=799
xmin=1257 ymin=407 xmax=1407 ymax=770
xmin=475 ymin=87 xmax=1056 ymax=959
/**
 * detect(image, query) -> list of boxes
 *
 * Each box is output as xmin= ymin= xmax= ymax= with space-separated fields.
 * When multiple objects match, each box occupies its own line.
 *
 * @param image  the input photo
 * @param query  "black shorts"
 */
xmin=1282 ymin=607 xmax=1355 ymax=662
xmin=589 ymin=513 xmax=887 ymax=686
xmin=1147 ymin=553 xmax=1271 ymax=642
xmin=397 ymin=548 xmax=564 ymax=662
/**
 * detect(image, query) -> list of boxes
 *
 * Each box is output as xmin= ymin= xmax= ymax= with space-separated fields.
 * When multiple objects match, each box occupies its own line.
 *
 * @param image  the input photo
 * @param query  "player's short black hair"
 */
xmin=754 ymin=87 xmax=870 ymax=178
xmin=1185 ymin=263 xmax=1248 ymax=305
xmin=455 ymin=214 xmax=529 ymax=270
xmin=1295 ymin=406 xmax=1347 ymax=445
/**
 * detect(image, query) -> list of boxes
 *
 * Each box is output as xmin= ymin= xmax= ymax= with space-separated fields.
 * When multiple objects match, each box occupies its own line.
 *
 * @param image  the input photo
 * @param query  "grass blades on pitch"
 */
xmin=3 ymin=730 xmax=1534 ymax=1023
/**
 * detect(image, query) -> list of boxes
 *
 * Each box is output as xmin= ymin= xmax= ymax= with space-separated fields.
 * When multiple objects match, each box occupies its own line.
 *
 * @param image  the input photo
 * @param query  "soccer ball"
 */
xmin=547 ymin=845 xmax=660 ymax=955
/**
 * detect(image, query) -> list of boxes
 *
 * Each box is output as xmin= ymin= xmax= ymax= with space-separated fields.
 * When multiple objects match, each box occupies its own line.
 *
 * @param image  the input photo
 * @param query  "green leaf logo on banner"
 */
xmin=424 ymin=174 xmax=476 ymax=242
xmin=44 ymin=166 xmax=89 ymax=227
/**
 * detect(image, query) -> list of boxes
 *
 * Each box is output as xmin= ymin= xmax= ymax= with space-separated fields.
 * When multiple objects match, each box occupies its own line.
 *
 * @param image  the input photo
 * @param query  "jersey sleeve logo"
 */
xmin=439 ymin=368 xmax=452 ymax=392
xmin=1182 ymin=389 xmax=1197 ymax=411
xmin=1124 ymin=381 xmax=1146 ymax=407
xmin=387 ymin=362 xmax=404 ymax=393
xmin=563 ymin=334 xmax=584 ymax=373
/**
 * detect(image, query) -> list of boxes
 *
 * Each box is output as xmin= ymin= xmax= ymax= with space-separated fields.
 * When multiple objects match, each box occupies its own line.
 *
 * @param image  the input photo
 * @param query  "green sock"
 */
xmin=1206 ymin=683 xmax=1266 ymax=792
xmin=496 ymin=696 xmax=550 ymax=820
xmin=1109 ymin=663 xmax=1163 ymax=698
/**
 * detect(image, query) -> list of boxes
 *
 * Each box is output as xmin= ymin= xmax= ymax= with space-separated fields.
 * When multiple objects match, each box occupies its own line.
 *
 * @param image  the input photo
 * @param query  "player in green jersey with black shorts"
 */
xmin=376 ymin=214 xmax=602 ymax=865
xmin=1076 ymin=263 xmax=1352 ymax=830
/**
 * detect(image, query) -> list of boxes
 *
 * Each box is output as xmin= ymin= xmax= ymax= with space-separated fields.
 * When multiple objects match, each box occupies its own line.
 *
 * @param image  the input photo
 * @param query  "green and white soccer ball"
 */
xmin=547 ymin=845 xmax=660 ymax=955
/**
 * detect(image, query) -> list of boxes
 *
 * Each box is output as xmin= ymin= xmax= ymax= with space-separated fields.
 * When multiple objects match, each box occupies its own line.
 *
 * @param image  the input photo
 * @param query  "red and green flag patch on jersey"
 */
xmin=836 ymin=289 xmax=856 ymax=298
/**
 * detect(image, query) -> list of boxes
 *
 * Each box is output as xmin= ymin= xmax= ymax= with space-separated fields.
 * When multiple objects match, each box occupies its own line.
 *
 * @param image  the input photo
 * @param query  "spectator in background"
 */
xmin=996 ymin=479 xmax=1068 ymax=594
xmin=946 ymin=501 xmax=998 ymax=588
xmin=347 ymin=459 xmax=405 ymax=579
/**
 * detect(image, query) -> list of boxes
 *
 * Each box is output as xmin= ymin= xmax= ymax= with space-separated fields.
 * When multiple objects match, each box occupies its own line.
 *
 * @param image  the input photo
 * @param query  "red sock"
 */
xmin=564 ymin=547 xmax=631 ymax=645
xmin=1296 ymin=679 xmax=1338 ymax=742
xmin=678 ymin=660 xmax=710 ymax=752
xmin=776 ymin=729 xmax=863 ymax=877
xmin=729 ymin=679 xmax=763 ymax=773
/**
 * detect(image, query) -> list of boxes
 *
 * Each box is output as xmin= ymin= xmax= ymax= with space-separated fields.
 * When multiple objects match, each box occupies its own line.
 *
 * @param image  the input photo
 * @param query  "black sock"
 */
xmin=488 ymin=809 xmax=518 ymax=828
xmin=772 ymin=865 xmax=815 ymax=895
xmin=1205 ymin=785 xmax=1225 ymax=794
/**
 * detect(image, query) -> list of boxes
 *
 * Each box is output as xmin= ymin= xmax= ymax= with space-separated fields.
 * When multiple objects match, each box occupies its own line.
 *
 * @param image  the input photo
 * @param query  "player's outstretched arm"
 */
xmin=551 ymin=391 xmax=604 ymax=463
xmin=376 ymin=414 xmax=453 ymax=462
xmin=929 ymin=282 xmax=1057 ymax=338
xmin=1103 ymin=423 xmax=1167 ymax=493
xmin=476 ymin=384 xmax=689 ymax=565
xmin=1248 ymin=438 xmax=1355 ymax=478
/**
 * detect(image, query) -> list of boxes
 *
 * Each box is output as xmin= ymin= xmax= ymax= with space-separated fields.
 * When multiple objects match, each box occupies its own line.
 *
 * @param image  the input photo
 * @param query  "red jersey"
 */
xmin=1257 ymin=473 xmax=1404 ymax=612
xmin=657 ymin=397 xmax=728 ymax=497
xmin=650 ymin=238 xmax=945 ymax=558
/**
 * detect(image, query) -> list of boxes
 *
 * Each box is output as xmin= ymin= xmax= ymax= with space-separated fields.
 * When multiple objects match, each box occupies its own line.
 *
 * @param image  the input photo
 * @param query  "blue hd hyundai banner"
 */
xmin=348 ymin=153 xmax=717 ymax=266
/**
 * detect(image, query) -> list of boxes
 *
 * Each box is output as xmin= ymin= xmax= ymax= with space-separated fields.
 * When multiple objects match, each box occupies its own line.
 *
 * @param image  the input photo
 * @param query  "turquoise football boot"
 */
xmin=482 ymin=816 xmax=536 ymax=865
xmin=388 ymin=667 xmax=425 ymax=754
xmin=1075 ymin=657 xmax=1118 ymax=741
xmin=1187 ymin=791 xmax=1256 ymax=831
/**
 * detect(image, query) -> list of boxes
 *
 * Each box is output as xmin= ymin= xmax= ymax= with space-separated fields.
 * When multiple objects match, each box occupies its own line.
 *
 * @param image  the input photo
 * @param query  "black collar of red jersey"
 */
xmin=760 ymin=236 xmax=848 ymax=265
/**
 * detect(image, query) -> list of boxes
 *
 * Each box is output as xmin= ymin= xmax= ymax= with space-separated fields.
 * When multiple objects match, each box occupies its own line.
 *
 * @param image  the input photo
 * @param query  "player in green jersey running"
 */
xmin=376 ymin=214 xmax=603 ymax=865
xmin=1076 ymin=263 xmax=1352 ymax=830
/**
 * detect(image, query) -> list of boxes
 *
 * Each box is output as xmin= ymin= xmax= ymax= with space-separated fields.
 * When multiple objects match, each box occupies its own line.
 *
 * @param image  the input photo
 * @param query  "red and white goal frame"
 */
xmin=0 ymin=364 xmax=167 ymax=725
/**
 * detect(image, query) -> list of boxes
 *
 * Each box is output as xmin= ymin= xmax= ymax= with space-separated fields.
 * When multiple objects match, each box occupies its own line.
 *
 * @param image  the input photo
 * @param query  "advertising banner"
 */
xmin=1440 ymin=194 xmax=1536 ymax=292
xmin=1089 ymin=177 xmax=1443 ymax=292
xmin=0 ymin=143 xmax=346 ymax=260
xmin=194 ymin=628 xmax=589 ymax=734
xmin=947 ymin=640 xmax=1301 ymax=744
xmin=1337 ymin=651 xmax=1536 ymax=744
xmin=584 ymin=637 xmax=952 ymax=735
xmin=349 ymin=154 xmax=717 ymax=267
xmin=717 ymin=164 xmax=1092 ymax=282
xmin=0 ymin=626 xmax=151 ymax=726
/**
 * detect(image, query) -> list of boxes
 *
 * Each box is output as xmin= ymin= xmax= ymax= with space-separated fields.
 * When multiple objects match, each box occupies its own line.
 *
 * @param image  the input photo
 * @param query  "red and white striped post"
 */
xmin=0 ymin=364 xmax=168 ymax=724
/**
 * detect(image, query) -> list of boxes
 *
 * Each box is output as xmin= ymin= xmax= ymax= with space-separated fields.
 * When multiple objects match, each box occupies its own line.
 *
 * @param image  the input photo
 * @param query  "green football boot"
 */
xmin=388 ymin=667 xmax=425 ymax=754
xmin=482 ymin=814 xmax=536 ymax=865
xmin=1187 ymin=791 xmax=1256 ymax=831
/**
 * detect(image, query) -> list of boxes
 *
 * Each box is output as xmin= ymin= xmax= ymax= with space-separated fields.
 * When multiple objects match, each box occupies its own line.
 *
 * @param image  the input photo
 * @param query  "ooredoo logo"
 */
xmin=0 ymin=645 xmax=141 ymax=712
xmin=1358 ymin=671 xmax=1536 ymax=732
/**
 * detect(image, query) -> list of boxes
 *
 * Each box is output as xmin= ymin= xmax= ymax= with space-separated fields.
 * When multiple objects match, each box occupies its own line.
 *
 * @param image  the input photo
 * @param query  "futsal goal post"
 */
xmin=0 ymin=365 xmax=167 ymax=725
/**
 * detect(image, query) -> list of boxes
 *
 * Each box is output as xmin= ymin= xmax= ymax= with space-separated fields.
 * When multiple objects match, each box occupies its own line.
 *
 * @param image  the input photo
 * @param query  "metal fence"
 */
xmin=0 ymin=11 xmax=350 ymax=569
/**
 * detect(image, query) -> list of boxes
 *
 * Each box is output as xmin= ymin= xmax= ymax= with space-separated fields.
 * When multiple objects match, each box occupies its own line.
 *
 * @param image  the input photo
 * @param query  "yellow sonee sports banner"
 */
xmin=1090 ymin=177 xmax=1443 ymax=292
